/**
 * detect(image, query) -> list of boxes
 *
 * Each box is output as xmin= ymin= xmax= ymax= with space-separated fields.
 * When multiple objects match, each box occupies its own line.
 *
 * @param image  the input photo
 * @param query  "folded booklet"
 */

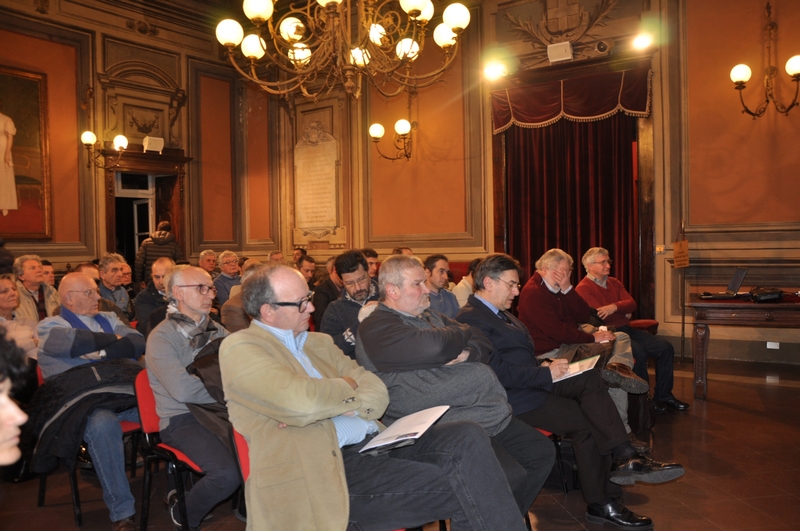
xmin=551 ymin=354 xmax=599 ymax=383
xmin=360 ymin=405 xmax=450 ymax=456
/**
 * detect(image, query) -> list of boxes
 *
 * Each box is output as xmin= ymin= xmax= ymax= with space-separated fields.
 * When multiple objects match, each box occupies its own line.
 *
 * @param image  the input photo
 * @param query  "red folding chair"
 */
xmin=536 ymin=428 xmax=569 ymax=494
xmin=134 ymin=370 xmax=204 ymax=531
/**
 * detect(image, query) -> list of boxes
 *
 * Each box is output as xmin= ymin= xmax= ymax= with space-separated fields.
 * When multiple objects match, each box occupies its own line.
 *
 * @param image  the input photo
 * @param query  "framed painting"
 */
xmin=0 ymin=65 xmax=52 ymax=240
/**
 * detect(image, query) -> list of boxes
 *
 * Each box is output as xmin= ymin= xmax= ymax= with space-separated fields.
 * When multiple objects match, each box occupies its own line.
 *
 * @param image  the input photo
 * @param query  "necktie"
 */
xmin=36 ymin=286 xmax=47 ymax=321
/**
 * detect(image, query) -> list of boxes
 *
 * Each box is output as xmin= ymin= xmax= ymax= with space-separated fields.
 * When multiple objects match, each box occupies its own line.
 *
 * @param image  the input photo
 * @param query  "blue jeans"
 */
xmin=83 ymin=407 xmax=139 ymax=522
xmin=618 ymin=326 xmax=676 ymax=402
xmin=160 ymin=414 xmax=241 ymax=528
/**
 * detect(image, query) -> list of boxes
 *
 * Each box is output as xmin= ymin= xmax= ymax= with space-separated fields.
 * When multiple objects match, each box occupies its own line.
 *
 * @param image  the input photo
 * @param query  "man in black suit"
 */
xmin=456 ymin=254 xmax=685 ymax=531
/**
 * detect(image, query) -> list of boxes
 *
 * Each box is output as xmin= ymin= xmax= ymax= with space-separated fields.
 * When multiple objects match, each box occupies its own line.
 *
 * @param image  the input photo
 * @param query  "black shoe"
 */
xmin=657 ymin=398 xmax=690 ymax=411
xmin=628 ymin=432 xmax=651 ymax=455
xmin=602 ymin=363 xmax=650 ymax=394
xmin=610 ymin=455 xmax=685 ymax=485
xmin=586 ymin=500 xmax=653 ymax=530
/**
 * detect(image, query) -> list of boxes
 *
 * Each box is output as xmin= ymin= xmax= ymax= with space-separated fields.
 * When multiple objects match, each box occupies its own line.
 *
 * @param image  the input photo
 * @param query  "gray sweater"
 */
xmin=146 ymin=316 xmax=229 ymax=430
xmin=356 ymin=303 xmax=512 ymax=436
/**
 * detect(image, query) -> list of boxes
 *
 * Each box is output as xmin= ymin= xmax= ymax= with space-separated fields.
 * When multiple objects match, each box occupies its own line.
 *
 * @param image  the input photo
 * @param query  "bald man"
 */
xmin=38 ymin=272 xmax=145 ymax=531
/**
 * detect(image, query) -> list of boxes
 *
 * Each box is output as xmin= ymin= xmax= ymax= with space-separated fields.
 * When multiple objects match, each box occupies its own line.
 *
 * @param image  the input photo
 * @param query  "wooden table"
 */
xmin=688 ymin=294 xmax=800 ymax=399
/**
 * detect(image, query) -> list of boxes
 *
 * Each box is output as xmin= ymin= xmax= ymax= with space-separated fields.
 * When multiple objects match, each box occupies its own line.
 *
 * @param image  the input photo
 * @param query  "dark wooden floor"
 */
xmin=2 ymin=358 xmax=799 ymax=531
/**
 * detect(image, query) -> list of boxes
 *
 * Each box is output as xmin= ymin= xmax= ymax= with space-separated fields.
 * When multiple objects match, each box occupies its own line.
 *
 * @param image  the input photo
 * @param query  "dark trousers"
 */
xmin=344 ymin=420 xmax=530 ymax=531
xmin=160 ymin=414 xmax=241 ymax=528
xmin=618 ymin=326 xmax=676 ymax=402
xmin=517 ymin=370 xmax=628 ymax=504
xmin=490 ymin=416 xmax=555 ymax=515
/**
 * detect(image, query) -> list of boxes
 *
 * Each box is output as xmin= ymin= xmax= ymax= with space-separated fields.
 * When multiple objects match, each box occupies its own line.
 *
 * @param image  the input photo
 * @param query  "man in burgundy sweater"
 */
xmin=517 ymin=249 xmax=648 ymax=443
xmin=575 ymin=248 xmax=689 ymax=413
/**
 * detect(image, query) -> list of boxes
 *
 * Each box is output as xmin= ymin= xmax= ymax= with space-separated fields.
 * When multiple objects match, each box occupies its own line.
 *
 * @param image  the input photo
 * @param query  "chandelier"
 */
xmin=214 ymin=0 xmax=471 ymax=100
xmin=729 ymin=2 xmax=800 ymax=118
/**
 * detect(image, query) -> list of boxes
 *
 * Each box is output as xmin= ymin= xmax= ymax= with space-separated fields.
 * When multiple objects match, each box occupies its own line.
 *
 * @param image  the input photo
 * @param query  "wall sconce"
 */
xmin=729 ymin=2 xmax=800 ymax=118
xmin=81 ymin=131 xmax=128 ymax=169
xmin=369 ymin=119 xmax=414 ymax=161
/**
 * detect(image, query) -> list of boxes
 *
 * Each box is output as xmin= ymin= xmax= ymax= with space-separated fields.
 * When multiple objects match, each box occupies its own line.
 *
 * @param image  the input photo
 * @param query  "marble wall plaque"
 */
xmin=294 ymin=121 xmax=338 ymax=229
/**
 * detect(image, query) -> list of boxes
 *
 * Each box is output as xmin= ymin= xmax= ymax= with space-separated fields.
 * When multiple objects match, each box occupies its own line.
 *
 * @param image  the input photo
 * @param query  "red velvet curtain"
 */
xmin=505 ymin=113 xmax=640 ymax=302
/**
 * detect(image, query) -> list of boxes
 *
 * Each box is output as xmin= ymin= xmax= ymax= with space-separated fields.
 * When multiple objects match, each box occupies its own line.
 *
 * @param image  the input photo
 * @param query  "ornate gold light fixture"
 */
xmin=729 ymin=2 xmax=800 ymax=118
xmin=215 ymin=0 xmax=471 ymax=100
xmin=369 ymin=89 xmax=415 ymax=160
xmin=80 ymin=131 xmax=128 ymax=169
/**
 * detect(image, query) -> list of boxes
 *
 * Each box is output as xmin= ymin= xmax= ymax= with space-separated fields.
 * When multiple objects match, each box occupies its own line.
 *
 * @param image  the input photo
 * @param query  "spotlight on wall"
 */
xmin=484 ymin=61 xmax=509 ymax=81
xmin=730 ymin=2 xmax=800 ymax=118
xmin=631 ymin=33 xmax=652 ymax=50
xmin=81 ymin=131 xmax=128 ymax=169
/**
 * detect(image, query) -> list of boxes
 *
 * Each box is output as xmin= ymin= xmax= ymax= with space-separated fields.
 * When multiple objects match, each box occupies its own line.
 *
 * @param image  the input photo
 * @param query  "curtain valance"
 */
xmin=491 ymin=65 xmax=652 ymax=134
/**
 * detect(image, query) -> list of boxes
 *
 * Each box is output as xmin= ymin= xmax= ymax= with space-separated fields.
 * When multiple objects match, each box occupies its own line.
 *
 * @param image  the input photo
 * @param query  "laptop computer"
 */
xmin=699 ymin=267 xmax=748 ymax=299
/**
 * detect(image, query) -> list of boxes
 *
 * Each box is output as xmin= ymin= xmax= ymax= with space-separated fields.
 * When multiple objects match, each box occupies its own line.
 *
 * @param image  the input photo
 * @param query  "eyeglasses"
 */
xmin=495 ymin=277 xmax=521 ymax=290
xmin=221 ymin=260 xmax=239 ymax=267
xmin=177 ymin=284 xmax=218 ymax=295
xmin=342 ymin=274 xmax=370 ymax=289
xmin=68 ymin=289 xmax=100 ymax=297
xmin=272 ymin=291 xmax=314 ymax=313
xmin=592 ymin=259 xmax=612 ymax=266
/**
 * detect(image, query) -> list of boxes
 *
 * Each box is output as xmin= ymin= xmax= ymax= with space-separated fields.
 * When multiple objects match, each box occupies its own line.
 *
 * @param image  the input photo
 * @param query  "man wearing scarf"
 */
xmin=320 ymin=250 xmax=380 ymax=359
xmin=146 ymin=265 xmax=239 ymax=530
xmin=38 ymin=272 xmax=146 ymax=531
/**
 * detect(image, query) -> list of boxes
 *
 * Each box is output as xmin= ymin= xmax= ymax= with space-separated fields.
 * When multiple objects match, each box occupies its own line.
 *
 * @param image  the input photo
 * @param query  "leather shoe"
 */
xmin=628 ymin=432 xmax=651 ymax=455
xmin=610 ymin=455 xmax=685 ymax=485
xmin=657 ymin=397 xmax=690 ymax=411
xmin=586 ymin=499 xmax=653 ymax=530
xmin=602 ymin=363 xmax=650 ymax=394
xmin=111 ymin=517 xmax=136 ymax=531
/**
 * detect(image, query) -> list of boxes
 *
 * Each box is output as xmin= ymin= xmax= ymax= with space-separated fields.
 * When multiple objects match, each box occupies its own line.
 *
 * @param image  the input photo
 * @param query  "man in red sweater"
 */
xmin=576 ymin=248 xmax=689 ymax=413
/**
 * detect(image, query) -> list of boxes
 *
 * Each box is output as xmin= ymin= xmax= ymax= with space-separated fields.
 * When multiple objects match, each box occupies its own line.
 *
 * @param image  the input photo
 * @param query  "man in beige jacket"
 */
xmin=219 ymin=264 xmax=530 ymax=531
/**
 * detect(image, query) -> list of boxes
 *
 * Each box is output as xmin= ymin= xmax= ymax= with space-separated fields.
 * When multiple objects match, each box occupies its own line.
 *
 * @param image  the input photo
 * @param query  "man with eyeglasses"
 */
xmin=457 ymin=254 xmax=684 ymax=531
xmin=356 ymin=255 xmax=556 ymax=521
xmin=320 ymin=250 xmax=379 ymax=359
xmin=146 ymin=265 xmax=239 ymax=530
xmin=576 ymin=248 xmax=688 ymax=413
xmin=220 ymin=263 xmax=533 ymax=531
xmin=37 ymin=272 xmax=145 ymax=531
xmin=517 ymin=249 xmax=649 ymax=450
xmin=212 ymin=250 xmax=241 ymax=306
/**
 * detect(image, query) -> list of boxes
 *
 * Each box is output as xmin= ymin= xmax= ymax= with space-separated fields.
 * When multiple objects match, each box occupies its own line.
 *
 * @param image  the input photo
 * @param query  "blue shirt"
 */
xmin=99 ymin=283 xmax=130 ymax=313
xmin=428 ymin=288 xmax=460 ymax=319
xmin=251 ymin=320 xmax=379 ymax=447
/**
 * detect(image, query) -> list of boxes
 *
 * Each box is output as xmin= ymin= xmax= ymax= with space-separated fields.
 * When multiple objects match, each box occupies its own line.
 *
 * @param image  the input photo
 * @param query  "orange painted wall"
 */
xmin=369 ymin=49 xmax=467 ymax=236
xmin=0 ymin=29 xmax=80 ymax=242
xmin=199 ymin=75 xmax=234 ymax=241
xmin=245 ymin=84 xmax=271 ymax=240
xmin=686 ymin=0 xmax=800 ymax=225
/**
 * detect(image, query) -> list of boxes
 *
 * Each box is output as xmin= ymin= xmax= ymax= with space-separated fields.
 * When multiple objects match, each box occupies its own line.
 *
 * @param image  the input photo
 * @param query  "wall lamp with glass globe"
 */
xmin=80 ymin=131 xmax=128 ymax=169
xmin=729 ymin=2 xmax=800 ymax=118
xmin=369 ymin=118 xmax=415 ymax=161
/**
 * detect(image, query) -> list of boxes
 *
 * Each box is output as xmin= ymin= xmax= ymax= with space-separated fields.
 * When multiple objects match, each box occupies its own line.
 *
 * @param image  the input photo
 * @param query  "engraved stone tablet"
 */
xmin=294 ymin=121 xmax=338 ymax=229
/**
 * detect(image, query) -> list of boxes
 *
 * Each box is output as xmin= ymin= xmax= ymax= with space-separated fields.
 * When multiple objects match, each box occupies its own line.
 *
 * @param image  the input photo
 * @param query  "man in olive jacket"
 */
xmin=219 ymin=264 xmax=531 ymax=531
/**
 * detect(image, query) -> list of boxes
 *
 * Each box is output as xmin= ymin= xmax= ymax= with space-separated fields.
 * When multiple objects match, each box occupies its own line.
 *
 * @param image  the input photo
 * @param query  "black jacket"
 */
xmin=134 ymin=282 xmax=167 ymax=335
xmin=21 ymin=359 xmax=142 ymax=473
xmin=185 ymin=338 xmax=233 ymax=455
xmin=456 ymin=294 xmax=553 ymax=415
xmin=311 ymin=278 xmax=342 ymax=330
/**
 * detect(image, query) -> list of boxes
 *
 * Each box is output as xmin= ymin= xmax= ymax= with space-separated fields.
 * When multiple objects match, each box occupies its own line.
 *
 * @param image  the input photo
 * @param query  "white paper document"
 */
xmin=360 ymin=405 xmax=450 ymax=456
xmin=551 ymin=354 xmax=600 ymax=383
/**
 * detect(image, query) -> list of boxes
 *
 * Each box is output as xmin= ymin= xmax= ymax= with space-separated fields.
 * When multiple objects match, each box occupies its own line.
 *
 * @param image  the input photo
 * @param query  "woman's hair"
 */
xmin=0 ymin=329 xmax=29 ymax=391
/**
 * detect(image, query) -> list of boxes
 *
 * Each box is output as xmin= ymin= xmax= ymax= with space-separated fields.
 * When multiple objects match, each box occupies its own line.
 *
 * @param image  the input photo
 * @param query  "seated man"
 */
xmin=458 ymin=254 xmax=685 ymax=530
xmin=356 ymin=255 xmax=555 ymax=519
xmin=146 ymin=265 xmax=239 ymax=530
xmin=311 ymin=255 xmax=342 ymax=329
xmin=212 ymin=250 xmax=241 ymax=306
xmin=296 ymin=254 xmax=317 ymax=290
xmin=360 ymin=247 xmax=379 ymax=278
xmin=220 ymin=264 xmax=531 ymax=531
xmin=133 ymin=257 xmax=174 ymax=335
xmin=38 ymin=272 xmax=146 ymax=531
xmin=453 ymin=257 xmax=481 ymax=307
xmin=98 ymin=253 xmax=131 ymax=317
xmin=72 ymin=263 xmax=130 ymax=324
xmin=13 ymin=254 xmax=60 ymax=322
xmin=517 ymin=249 xmax=647 ymax=440
xmin=291 ymin=247 xmax=307 ymax=266
xmin=221 ymin=262 xmax=264 ymax=332
xmin=267 ymin=250 xmax=284 ymax=264
xmin=197 ymin=249 xmax=219 ymax=280
xmin=422 ymin=254 xmax=459 ymax=318
xmin=576 ymin=248 xmax=689 ymax=413
xmin=41 ymin=259 xmax=56 ymax=287
xmin=320 ymin=250 xmax=379 ymax=359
